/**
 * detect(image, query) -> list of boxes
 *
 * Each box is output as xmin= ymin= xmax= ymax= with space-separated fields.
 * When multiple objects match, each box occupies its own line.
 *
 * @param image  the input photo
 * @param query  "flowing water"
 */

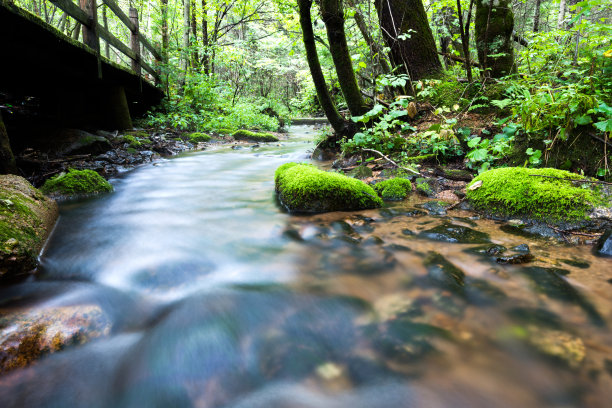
xmin=1 ymin=125 xmax=611 ymax=407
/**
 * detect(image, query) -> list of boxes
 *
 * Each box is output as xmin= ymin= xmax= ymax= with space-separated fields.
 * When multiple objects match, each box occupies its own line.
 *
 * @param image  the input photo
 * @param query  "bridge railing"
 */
xmin=42 ymin=0 xmax=162 ymax=84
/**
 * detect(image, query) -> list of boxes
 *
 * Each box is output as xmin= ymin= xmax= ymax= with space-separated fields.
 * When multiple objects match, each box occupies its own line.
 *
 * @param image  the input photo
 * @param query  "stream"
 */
xmin=0 ymin=125 xmax=611 ymax=407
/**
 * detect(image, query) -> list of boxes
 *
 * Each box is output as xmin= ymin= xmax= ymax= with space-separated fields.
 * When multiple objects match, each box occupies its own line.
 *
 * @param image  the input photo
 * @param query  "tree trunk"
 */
xmin=319 ymin=0 xmax=368 ymax=117
xmin=297 ymin=0 xmax=352 ymax=136
xmin=475 ymin=0 xmax=515 ymax=78
xmin=202 ymin=0 xmax=210 ymax=74
xmin=374 ymin=0 xmax=442 ymax=80
xmin=0 ymin=112 xmax=17 ymax=175
xmin=191 ymin=0 xmax=199 ymax=67
xmin=533 ymin=0 xmax=542 ymax=32
xmin=102 ymin=6 xmax=110 ymax=59
xmin=160 ymin=0 xmax=169 ymax=62
xmin=456 ymin=0 xmax=475 ymax=83
xmin=180 ymin=0 xmax=191 ymax=90
xmin=557 ymin=0 xmax=566 ymax=29
xmin=346 ymin=0 xmax=391 ymax=75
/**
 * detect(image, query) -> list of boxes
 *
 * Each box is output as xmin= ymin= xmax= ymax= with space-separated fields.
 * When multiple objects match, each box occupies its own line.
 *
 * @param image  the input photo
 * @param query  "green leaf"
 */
xmin=467 ymin=137 xmax=482 ymax=148
xmin=575 ymin=115 xmax=593 ymax=125
xmin=594 ymin=119 xmax=612 ymax=132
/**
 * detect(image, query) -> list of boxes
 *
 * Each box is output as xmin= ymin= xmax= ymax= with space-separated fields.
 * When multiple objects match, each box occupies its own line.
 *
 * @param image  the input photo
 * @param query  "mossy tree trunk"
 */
xmin=0 ymin=112 xmax=18 ymax=175
xmin=319 ymin=0 xmax=369 ymax=117
xmin=475 ymin=0 xmax=516 ymax=78
xmin=346 ymin=0 xmax=391 ymax=75
xmin=374 ymin=0 xmax=443 ymax=80
xmin=297 ymin=0 xmax=354 ymax=137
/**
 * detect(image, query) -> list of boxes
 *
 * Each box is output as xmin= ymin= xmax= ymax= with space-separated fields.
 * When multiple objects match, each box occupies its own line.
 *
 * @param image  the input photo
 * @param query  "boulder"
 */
xmin=232 ymin=129 xmax=278 ymax=143
xmin=275 ymin=163 xmax=382 ymax=213
xmin=0 ymin=175 xmax=58 ymax=281
xmin=53 ymin=129 xmax=112 ymax=156
xmin=40 ymin=169 xmax=113 ymax=199
xmin=0 ymin=305 xmax=111 ymax=373
xmin=466 ymin=167 xmax=608 ymax=221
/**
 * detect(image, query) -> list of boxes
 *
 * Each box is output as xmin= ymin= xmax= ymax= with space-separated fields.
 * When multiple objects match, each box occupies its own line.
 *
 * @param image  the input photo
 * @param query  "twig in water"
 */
xmin=446 ymin=197 xmax=467 ymax=211
xmin=546 ymin=224 xmax=603 ymax=238
xmin=361 ymin=148 xmax=421 ymax=175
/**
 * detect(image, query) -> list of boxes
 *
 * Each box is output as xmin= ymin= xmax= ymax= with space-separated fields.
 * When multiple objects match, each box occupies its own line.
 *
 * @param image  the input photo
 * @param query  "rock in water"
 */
xmin=0 ymin=175 xmax=58 ymax=281
xmin=595 ymin=229 xmax=612 ymax=257
xmin=275 ymin=163 xmax=382 ymax=213
xmin=0 ymin=305 xmax=111 ymax=373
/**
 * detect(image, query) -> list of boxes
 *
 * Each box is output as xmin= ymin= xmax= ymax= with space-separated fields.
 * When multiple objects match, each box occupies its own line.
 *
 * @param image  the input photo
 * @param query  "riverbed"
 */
xmin=0 ymin=125 xmax=611 ymax=407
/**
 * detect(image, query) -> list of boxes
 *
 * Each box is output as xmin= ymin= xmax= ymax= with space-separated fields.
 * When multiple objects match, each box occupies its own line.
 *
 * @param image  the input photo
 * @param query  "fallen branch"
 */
xmin=446 ymin=197 xmax=467 ymax=210
xmin=361 ymin=149 xmax=420 ymax=175
xmin=546 ymin=224 xmax=603 ymax=238
xmin=437 ymin=52 xmax=480 ymax=68
xmin=590 ymin=133 xmax=612 ymax=148
xmin=529 ymin=174 xmax=612 ymax=186
xmin=360 ymin=90 xmax=390 ymax=108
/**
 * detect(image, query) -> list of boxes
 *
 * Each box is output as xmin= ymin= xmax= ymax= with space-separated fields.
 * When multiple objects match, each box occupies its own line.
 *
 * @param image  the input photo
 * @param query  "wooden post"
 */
xmin=129 ymin=8 xmax=141 ymax=78
xmin=79 ymin=0 xmax=99 ymax=53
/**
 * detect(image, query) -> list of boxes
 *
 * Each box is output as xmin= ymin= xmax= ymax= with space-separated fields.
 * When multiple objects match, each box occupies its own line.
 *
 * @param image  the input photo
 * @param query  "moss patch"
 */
xmin=188 ymin=132 xmax=212 ymax=143
xmin=415 ymin=178 xmax=434 ymax=196
xmin=275 ymin=163 xmax=382 ymax=213
xmin=374 ymin=178 xmax=413 ymax=201
xmin=0 ymin=175 xmax=58 ymax=281
xmin=121 ymin=135 xmax=143 ymax=148
xmin=40 ymin=169 xmax=113 ymax=198
xmin=466 ymin=167 xmax=605 ymax=221
xmin=233 ymin=129 xmax=279 ymax=143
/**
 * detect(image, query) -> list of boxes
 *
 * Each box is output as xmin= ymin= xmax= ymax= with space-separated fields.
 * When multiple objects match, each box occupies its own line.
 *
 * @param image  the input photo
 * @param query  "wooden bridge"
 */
xmin=0 ymin=0 xmax=165 ymax=131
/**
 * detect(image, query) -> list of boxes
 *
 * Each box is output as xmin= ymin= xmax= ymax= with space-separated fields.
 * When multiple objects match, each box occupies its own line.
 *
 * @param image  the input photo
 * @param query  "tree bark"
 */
xmin=374 ymin=0 xmax=442 ymax=80
xmin=160 ymin=0 xmax=169 ymax=63
xmin=297 ymin=0 xmax=352 ymax=136
xmin=456 ymin=0 xmax=475 ymax=82
xmin=533 ymin=0 xmax=542 ymax=32
xmin=202 ymin=0 xmax=210 ymax=74
xmin=345 ymin=0 xmax=391 ymax=75
xmin=319 ymin=0 xmax=368 ymax=117
xmin=557 ymin=0 xmax=567 ymax=29
xmin=0 ymin=112 xmax=17 ymax=175
xmin=475 ymin=0 xmax=515 ymax=78
xmin=190 ymin=0 xmax=199 ymax=67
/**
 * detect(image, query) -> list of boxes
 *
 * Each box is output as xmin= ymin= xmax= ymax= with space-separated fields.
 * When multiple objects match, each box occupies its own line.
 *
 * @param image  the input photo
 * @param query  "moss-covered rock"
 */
xmin=40 ymin=169 xmax=113 ymax=199
xmin=0 ymin=175 xmax=58 ymax=281
xmin=275 ymin=163 xmax=382 ymax=213
xmin=121 ymin=134 xmax=143 ymax=148
xmin=233 ymin=129 xmax=279 ymax=143
xmin=466 ymin=167 xmax=606 ymax=221
xmin=188 ymin=132 xmax=211 ymax=143
xmin=415 ymin=177 xmax=434 ymax=196
xmin=374 ymin=178 xmax=412 ymax=201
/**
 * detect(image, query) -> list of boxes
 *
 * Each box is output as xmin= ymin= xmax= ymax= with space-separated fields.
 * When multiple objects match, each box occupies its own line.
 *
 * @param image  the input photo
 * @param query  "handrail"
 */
xmin=48 ymin=0 xmax=162 ymax=84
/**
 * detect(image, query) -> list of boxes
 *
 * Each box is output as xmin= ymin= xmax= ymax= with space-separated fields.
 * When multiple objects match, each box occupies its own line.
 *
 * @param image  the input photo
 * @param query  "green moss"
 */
xmin=126 ymin=131 xmax=149 ymax=139
xmin=405 ymin=154 xmax=436 ymax=163
xmin=40 ymin=169 xmax=113 ymax=197
xmin=466 ymin=167 xmax=605 ymax=221
xmin=275 ymin=163 xmax=382 ymax=213
xmin=415 ymin=178 xmax=434 ymax=196
xmin=188 ymin=132 xmax=211 ymax=143
xmin=233 ymin=129 xmax=279 ymax=143
xmin=374 ymin=178 xmax=413 ymax=201
xmin=216 ymin=128 xmax=234 ymax=135
xmin=121 ymin=135 xmax=142 ymax=148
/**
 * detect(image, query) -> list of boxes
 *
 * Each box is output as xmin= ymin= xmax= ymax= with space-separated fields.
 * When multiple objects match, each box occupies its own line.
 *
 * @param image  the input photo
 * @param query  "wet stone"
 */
xmin=560 ymin=258 xmax=590 ymax=269
xmin=512 ymin=244 xmax=530 ymax=252
xmin=423 ymin=252 xmax=465 ymax=292
xmin=282 ymin=229 xmax=303 ymax=242
xmin=420 ymin=200 xmax=448 ymax=215
xmin=465 ymin=277 xmax=507 ymax=306
xmin=362 ymin=236 xmax=384 ymax=246
xmin=526 ymin=327 xmax=586 ymax=369
xmin=401 ymin=229 xmax=415 ymax=236
xmin=385 ymin=244 xmax=411 ymax=252
xmin=594 ymin=229 xmax=612 ymax=257
xmin=419 ymin=223 xmax=491 ymax=244
xmin=520 ymin=267 xmax=603 ymax=325
xmin=496 ymin=252 xmax=534 ymax=265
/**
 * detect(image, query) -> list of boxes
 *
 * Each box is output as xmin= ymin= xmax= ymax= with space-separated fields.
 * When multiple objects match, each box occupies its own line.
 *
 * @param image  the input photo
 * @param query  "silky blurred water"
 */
xmin=0 ymin=126 xmax=611 ymax=408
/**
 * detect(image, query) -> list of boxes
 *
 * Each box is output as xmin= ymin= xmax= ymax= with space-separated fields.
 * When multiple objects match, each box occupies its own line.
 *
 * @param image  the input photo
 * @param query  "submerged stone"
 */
xmin=420 ymin=200 xmax=449 ymax=215
xmin=423 ymin=252 xmax=465 ymax=292
xmin=419 ymin=223 xmax=491 ymax=244
xmin=526 ymin=327 xmax=586 ymax=369
xmin=275 ymin=163 xmax=382 ymax=213
xmin=1 ymin=175 xmax=58 ymax=281
xmin=0 ymin=305 xmax=111 ymax=373
xmin=232 ymin=129 xmax=279 ymax=142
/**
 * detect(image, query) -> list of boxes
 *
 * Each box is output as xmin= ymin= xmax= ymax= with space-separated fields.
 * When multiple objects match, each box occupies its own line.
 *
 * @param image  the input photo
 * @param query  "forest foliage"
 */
xmin=13 ymin=0 xmax=612 ymax=177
